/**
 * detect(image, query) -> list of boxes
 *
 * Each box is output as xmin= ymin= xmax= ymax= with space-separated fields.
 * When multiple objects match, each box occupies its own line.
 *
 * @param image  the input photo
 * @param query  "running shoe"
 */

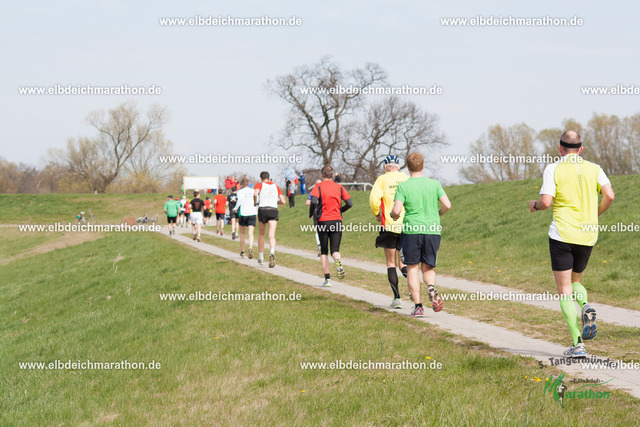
xmin=427 ymin=285 xmax=443 ymax=312
xmin=258 ymin=258 xmax=264 ymax=266
xmin=563 ymin=343 xmax=587 ymax=358
xmin=410 ymin=305 xmax=424 ymax=317
xmin=334 ymin=260 xmax=345 ymax=279
xmin=192 ymin=235 xmax=197 ymax=240
xmin=581 ymin=305 xmax=597 ymax=340
xmin=196 ymin=235 xmax=201 ymax=242
xmin=240 ymin=251 xmax=245 ymax=258
xmin=247 ymin=247 xmax=254 ymax=259
xmin=232 ymin=232 xmax=237 ymax=240
xmin=317 ymin=245 xmax=321 ymax=257
xmin=269 ymin=254 xmax=275 ymax=268
xmin=322 ymin=279 xmax=332 ymax=287
xmin=390 ymin=298 xmax=402 ymax=309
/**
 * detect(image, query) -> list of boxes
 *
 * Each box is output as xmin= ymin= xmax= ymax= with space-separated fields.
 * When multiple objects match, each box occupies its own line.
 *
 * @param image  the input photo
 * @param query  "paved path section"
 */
xmin=197 ymin=228 xmax=640 ymax=329
xmin=165 ymin=227 xmax=640 ymax=399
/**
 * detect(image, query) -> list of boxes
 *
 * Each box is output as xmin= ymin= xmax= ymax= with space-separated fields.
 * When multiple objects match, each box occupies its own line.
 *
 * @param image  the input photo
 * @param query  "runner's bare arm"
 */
xmin=439 ymin=195 xmax=451 ymax=216
xmin=390 ymin=200 xmax=403 ymax=221
xmin=598 ymin=184 xmax=614 ymax=216
xmin=528 ymin=195 xmax=552 ymax=212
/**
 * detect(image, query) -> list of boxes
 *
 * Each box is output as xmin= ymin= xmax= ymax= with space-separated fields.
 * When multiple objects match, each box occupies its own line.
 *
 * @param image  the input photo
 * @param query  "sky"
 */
xmin=1 ymin=0 xmax=639 ymax=185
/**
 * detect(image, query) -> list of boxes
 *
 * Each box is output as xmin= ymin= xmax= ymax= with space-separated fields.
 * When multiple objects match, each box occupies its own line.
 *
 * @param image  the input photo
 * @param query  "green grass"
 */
xmin=0 ymin=193 xmax=164 ymax=225
xmin=2 ymin=175 xmax=637 ymax=309
xmin=3 ymin=232 xmax=639 ymax=425
xmin=274 ymin=175 xmax=640 ymax=310
xmin=200 ymin=233 xmax=640 ymax=363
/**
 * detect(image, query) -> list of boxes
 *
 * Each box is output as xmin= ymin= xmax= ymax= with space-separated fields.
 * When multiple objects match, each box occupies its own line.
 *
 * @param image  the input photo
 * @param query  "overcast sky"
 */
xmin=1 ymin=0 xmax=639 ymax=185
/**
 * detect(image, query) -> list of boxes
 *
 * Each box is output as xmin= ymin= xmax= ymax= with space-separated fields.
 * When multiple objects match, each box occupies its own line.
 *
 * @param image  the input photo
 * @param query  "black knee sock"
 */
xmin=387 ymin=268 xmax=400 ymax=299
xmin=401 ymin=266 xmax=407 ymax=278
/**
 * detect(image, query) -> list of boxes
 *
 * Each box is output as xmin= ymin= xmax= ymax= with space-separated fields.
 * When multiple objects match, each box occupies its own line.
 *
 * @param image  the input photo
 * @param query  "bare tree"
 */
xmin=49 ymin=102 xmax=169 ymax=192
xmin=625 ymin=113 xmax=640 ymax=173
xmin=266 ymin=56 xmax=387 ymax=167
xmin=461 ymin=123 xmax=537 ymax=183
xmin=341 ymin=97 xmax=447 ymax=182
xmin=587 ymin=113 xmax=631 ymax=176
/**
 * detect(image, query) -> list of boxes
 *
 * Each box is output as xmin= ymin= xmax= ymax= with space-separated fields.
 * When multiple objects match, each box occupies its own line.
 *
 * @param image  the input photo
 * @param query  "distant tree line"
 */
xmin=0 ymin=102 xmax=185 ymax=194
xmin=462 ymin=113 xmax=640 ymax=183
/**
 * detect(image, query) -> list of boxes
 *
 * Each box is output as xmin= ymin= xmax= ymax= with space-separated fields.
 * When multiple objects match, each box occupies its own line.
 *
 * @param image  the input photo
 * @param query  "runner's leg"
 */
xmin=384 ymin=248 xmax=401 ymax=300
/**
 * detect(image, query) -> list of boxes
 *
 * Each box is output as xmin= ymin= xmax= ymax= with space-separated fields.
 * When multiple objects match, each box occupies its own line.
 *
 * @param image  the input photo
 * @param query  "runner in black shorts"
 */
xmin=228 ymin=188 xmax=239 ymax=240
xmin=309 ymin=165 xmax=353 ymax=286
xmin=529 ymin=130 xmax=614 ymax=358
xmin=254 ymin=172 xmax=286 ymax=267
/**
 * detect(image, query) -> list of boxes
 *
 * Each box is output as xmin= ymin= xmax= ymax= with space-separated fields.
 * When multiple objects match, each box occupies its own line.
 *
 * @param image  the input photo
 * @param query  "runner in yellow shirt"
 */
xmin=370 ymin=155 xmax=409 ymax=308
xmin=529 ymin=130 xmax=614 ymax=358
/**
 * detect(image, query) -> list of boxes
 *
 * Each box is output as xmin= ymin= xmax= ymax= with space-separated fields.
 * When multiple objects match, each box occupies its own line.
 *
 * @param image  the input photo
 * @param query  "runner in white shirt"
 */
xmin=234 ymin=177 xmax=258 ymax=259
xmin=253 ymin=171 xmax=286 ymax=267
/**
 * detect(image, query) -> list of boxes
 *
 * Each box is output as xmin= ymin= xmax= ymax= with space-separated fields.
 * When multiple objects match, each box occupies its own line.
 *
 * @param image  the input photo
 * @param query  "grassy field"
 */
xmin=2 ymin=231 xmax=639 ymax=425
xmin=4 ymin=175 xmax=637 ymax=311
xmin=199 ymin=233 xmax=640 ymax=363
xmin=273 ymin=175 xmax=640 ymax=310
xmin=0 ymin=193 xmax=163 ymax=225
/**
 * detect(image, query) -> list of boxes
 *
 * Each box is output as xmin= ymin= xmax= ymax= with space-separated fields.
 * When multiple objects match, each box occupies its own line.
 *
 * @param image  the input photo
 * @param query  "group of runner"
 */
xmin=163 ymin=131 xmax=614 ymax=358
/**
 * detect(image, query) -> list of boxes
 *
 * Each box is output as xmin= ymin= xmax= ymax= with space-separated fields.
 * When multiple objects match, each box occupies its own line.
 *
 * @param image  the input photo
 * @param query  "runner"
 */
xmin=163 ymin=195 xmax=180 ymax=235
xmin=183 ymin=196 xmax=191 ymax=227
xmin=214 ymin=191 xmax=227 ymax=236
xmin=390 ymin=152 xmax=451 ymax=317
xmin=190 ymin=191 xmax=205 ymax=242
xmin=306 ymin=179 xmax=323 ymax=256
xmin=529 ymin=130 xmax=614 ymax=358
xmin=234 ymin=178 xmax=257 ymax=258
xmin=370 ymin=155 xmax=409 ymax=308
xmin=309 ymin=165 xmax=353 ymax=287
xmin=179 ymin=195 xmax=187 ymax=227
xmin=254 ymin=171 xmax=286 ymax=268
xmin=228 ymin=187 xmax=239 ymax=240
xmin=203 ymin=197 xmax=213 ymax=226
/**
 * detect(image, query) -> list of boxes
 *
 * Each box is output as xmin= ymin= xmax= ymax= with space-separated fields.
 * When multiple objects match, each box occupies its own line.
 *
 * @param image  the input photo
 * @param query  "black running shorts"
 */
xmin=401 ymin=234 xmax=441 ymax=267
xmin=549 ymin=238 xmax=594 ymax=272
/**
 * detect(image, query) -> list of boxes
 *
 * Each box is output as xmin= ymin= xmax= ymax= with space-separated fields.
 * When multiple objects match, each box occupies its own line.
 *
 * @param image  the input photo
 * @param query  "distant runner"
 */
xmin=228 ymin=188 xmax=239 ymax=240
xmin=163 ymin=195 xmax=180 ymax=235
xmin=309 ymin=165 xmax=353 ymax=286
xmin=203 ymin=197 xmax=213 ymax=226
xmin=390 ymin=152 xmax=451 ymax=317
xmin=179 ymin=195 xmax=187 ymax=227
xmin=370 ymin=155 xmax=409 ymax=308
xmin=183 ymin=197 xmax=191 ymax=226
xmin=234 ymin=178 xmax=257 ymax=259
xmin=190 ymin=191 xmax=205 ymax=242
xmin=306 ymin=179 xmax=323 ymax=256
xmin=214 ymin=192 xmax=227 ymax=236
xmin=254 ymin=171 xmax=286 ymax=267
xmin=529 ymin=130 xmax=614 ymax=358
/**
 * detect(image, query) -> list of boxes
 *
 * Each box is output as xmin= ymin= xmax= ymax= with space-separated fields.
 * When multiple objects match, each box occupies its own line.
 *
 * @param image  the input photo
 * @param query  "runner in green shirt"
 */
xmin=164 ymin=195 xmax=180 ymax=235
xmin=391 ymin=152 xmax=451 ymax=317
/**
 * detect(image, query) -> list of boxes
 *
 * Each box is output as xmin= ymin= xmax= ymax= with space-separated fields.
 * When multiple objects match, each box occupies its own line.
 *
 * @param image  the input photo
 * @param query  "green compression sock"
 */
xmin=560 ymin=296 xmax=581 ymax=346
xmin=572 ymin=282 xmax=588 ymax=308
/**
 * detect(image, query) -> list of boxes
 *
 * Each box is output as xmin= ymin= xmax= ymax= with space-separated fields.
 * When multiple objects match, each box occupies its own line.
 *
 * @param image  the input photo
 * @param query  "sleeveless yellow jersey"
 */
xmin=540 ymin=154 xmax=610 ymax=246
xmin=369 ymin=171 xmax=409 ymax=234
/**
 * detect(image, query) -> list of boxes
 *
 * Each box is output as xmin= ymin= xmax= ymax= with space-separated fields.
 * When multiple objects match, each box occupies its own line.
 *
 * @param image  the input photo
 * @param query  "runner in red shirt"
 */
xmin=309 ymin=165 xmax=353 ymax=286
xmin=214 ymin=193 xmax=227 ymax=235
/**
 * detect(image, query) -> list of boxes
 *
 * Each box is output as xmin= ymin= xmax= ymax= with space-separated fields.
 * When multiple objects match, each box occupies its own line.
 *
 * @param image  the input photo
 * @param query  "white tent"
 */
xmin=182 ymin=176 xmax=219 ymax=193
